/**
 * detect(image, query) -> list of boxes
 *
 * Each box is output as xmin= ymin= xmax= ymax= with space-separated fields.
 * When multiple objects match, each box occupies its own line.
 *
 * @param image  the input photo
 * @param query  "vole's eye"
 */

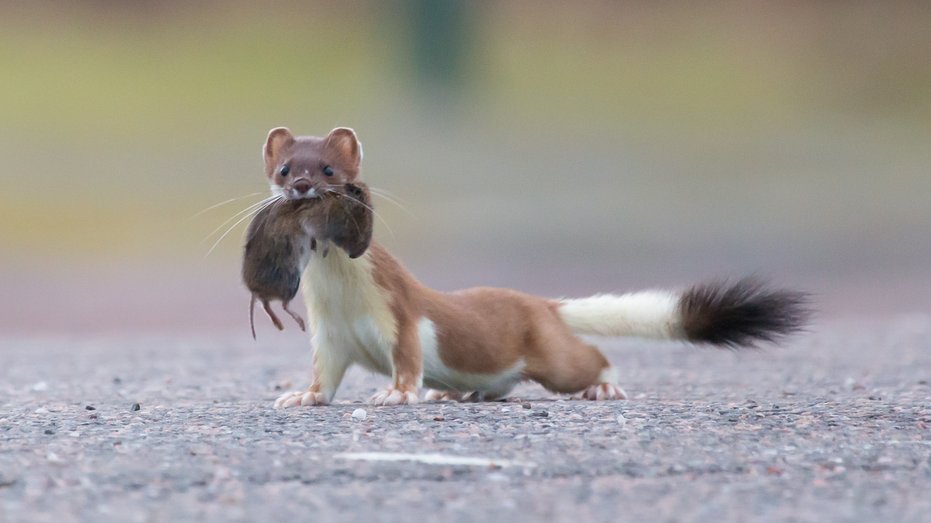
xmin=280 ymin=165 xmax=290 ymax=177
xmin=323 ymin=166 xmax=334 ymax=177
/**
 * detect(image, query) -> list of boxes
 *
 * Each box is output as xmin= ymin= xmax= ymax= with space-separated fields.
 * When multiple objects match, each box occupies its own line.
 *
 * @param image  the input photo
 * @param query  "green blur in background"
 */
xmin=1 ymin=1 xmax=930 ymax=333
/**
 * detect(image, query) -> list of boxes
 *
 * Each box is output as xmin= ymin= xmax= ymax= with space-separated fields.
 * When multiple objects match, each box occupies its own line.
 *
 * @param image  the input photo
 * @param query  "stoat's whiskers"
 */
xmin=202 ymin=195 xmax=282 ymax=259
xmin=187 ymin=191 xmax=266 ymax=222
xmin=324 ymin=183 xmax=415 ymax=218
xmin=368 ymin=187 xmax=416 ymax=218
xmin=326 ymin=188 xmax=394 ymax=239
xmin=201 ymin=195 xmax=280 ymax=244
xmin=250 ymin=196 xmax=283 ymax=236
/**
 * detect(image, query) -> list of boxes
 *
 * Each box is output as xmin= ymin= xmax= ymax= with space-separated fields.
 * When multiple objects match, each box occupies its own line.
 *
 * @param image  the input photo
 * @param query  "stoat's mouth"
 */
xmin=287 ymin=187 xmax=319 ymax=200
xmin=269 ymin=183 xmax=321 ymax=201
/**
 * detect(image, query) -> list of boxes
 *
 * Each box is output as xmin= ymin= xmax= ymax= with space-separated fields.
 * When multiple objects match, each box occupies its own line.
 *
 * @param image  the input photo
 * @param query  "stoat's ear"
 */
xmin=325 ymin=127 xmax=363 ymax=168
xmin=263 ymin=127 xmax=294 ymax=167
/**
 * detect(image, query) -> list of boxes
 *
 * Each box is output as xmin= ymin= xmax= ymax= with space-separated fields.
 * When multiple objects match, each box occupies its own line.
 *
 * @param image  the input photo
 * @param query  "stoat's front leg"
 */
xmin=275 ymin=334 xmax=350 ymax=407
xmin=369 ymin=317 xmax=422 ymax=406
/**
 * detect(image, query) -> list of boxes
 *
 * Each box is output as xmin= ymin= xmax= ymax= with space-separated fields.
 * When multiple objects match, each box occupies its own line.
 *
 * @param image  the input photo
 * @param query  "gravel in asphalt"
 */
xmin=2 ymin=317 xmax=931 ymax=522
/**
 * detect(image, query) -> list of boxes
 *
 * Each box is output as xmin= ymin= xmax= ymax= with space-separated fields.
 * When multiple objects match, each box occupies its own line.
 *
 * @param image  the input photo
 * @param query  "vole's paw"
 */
xmin=369 ymin=388 xmax=419 ymax=406
xmin=424 ymin=389 xmax=463 ymax=402
xmin=274 ymin=390 xmax=328 ymax=408
xmin=580 ymin=383 xmax=628 ymax=401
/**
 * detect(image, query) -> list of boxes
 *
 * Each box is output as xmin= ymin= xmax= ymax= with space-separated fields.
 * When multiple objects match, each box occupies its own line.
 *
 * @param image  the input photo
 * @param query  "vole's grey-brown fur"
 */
xmin=242 ymin=183 xmax=374 ymax=338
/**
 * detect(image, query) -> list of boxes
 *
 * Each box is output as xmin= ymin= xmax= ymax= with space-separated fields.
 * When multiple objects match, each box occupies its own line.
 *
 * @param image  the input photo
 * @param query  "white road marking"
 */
xmin=333 ymin=452 xmax=536 ymax=468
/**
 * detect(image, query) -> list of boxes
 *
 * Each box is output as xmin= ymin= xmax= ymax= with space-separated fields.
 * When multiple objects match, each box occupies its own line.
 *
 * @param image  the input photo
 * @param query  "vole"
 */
xmin=241 ymin=126 xmax=374 ymax=338
xmin=263 ymin=127 xmax=810 ymax=407
xmin=242 ymin=186 xmax=373 ymax=338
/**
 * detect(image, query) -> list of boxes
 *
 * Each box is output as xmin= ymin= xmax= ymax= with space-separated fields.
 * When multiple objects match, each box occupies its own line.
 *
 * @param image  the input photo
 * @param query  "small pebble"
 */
xmin=69 ymin=431 xmax=81 ymax=438
xmin=31 ymin=381 xmax=48 ymax=392
xmin=34 ymin=407 xmax=49 ymax=414
xmin=85 ymin=406 xmax=96 ymax=411
xmin=47 ymin=452 xmax=62 ymax=463
xmin=433 ymin=416 xmax=445 ymax=422
xmin=617 ymin=414 xmax=627 ymax=428
xmin=531 ymin=410 xmax=548 ymax=418
xmin=44 ymin=429 xmax=54 ymax=435
xmin=522 ymin=402 xmax=531 ymax=409
xmin=131 ymin=403 xmax=141 ymax=412
xmin=351 ymin=408 xmax=367 ymax=420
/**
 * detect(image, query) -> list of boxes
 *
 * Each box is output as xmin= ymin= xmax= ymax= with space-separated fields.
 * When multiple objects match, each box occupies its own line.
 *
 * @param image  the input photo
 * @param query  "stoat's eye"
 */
xmin=323 ymin=166 xmax=334 ymax=177
xmin=280 ymin=165 xmax=290 ymax=176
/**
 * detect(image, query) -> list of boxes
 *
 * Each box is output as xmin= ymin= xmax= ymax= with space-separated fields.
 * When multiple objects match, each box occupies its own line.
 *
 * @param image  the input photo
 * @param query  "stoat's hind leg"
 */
xmin=525 ymin=317 xmax=628 ymax=400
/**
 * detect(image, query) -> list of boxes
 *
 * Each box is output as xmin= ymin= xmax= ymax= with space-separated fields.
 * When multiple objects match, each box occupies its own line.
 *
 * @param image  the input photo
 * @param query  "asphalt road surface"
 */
xmin=2 ymin=317 xmax=931 ymax=523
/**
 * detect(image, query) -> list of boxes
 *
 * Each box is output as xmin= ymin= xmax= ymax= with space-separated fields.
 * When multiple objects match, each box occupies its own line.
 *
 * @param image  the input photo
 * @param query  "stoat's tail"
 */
xmin=557 ymin=278 xmax=810 ymax=347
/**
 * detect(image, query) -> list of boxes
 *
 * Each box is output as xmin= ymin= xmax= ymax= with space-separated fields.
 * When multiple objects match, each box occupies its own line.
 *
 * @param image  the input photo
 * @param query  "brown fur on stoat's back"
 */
xmin=268 ymin=127 xmax=811 ymax=408
xmin=347 ymin=243 xmax=807 ymax=398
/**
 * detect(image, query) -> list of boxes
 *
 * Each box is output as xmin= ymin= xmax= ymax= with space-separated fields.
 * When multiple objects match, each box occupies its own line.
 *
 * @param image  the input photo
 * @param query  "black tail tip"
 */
xmin=679 ymin=278 xmax=812 ymax=348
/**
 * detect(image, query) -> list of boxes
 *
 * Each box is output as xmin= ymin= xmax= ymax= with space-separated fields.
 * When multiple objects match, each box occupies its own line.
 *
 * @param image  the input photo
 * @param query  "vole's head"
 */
xmin=262 ymin=127 xmax=363 ymax=200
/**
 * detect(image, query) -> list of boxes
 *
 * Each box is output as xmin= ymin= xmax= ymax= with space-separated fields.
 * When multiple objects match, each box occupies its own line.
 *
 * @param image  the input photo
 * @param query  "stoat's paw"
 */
xmin=580 ymin=383 xmax=628 ymax=401
xmin=274 ymin=390 xmax=328 ymax=408
xmin=424 ymin=389 xmax=463 ymax=402
xmin=369 ymin=388 xmax=419 ymax=406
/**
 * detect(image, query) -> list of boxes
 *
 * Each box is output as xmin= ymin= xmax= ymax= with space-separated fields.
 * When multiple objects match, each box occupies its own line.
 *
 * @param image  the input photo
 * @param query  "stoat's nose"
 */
xmin=292 ymin=179 xmax=312 ymax=195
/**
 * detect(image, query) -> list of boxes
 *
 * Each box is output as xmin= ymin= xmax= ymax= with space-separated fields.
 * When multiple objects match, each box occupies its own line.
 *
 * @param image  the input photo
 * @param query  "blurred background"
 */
xmin=1 ymin=0 xmax=929 ymax=336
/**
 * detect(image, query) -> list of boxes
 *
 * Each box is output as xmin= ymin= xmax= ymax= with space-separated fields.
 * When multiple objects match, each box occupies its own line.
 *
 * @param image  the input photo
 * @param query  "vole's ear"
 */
xmin=263 ymin=127 xmax=294 ymax=167
xmin=325 ymin=127 xmax=363 ymax=168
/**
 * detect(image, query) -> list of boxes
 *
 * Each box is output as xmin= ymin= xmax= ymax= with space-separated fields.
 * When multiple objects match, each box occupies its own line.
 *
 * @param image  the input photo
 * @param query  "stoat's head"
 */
xmin=262 ymin=126 xmax=363 ymax=200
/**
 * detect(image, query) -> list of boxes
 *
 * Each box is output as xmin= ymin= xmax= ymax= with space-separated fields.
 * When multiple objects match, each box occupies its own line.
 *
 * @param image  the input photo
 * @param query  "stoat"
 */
xmin=260 ymin=127 xmax=809 ymax=407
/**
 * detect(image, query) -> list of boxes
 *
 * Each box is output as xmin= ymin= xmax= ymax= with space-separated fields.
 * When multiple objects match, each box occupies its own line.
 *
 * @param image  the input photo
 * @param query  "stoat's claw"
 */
xmin=580 ymin=383 xmax=628 ymax=401
xmin=425 ymin=389 xmax=463 ymax=402
xmin=274 ymin=390 xmax=328 ymax=408
xmin=369 ymin=388 xmax=418 ymax=406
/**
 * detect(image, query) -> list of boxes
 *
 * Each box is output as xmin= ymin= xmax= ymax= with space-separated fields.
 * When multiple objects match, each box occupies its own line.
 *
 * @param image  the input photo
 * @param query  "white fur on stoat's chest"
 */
xmin=301 ymin=248 xmax=397 ymax=377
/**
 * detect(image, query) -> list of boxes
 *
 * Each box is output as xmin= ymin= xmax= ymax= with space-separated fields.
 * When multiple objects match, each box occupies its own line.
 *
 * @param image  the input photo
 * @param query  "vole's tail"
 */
xmin=250 ymin=294 xmax=257 ymax=340
xmin=557 ymin=278 xmax=810 ymax=348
